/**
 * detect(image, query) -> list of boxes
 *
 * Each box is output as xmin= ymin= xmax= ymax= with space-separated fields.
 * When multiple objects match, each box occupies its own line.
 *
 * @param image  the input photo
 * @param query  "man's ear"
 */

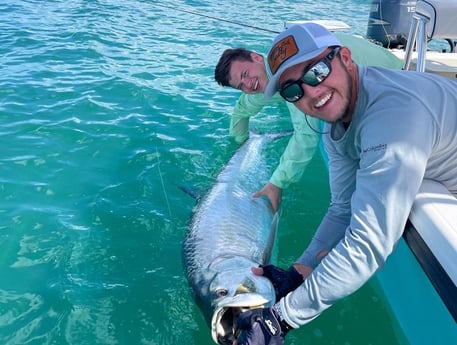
xmin=338 ymin=47 xmax=353 ymax=68
xmin=250 ymin=52 xmax=264 ymax=63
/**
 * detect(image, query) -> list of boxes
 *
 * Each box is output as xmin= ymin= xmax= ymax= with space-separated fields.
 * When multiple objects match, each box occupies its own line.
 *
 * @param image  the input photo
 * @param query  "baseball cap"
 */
xmin=264 ymin=22 xmax=341 ymax=99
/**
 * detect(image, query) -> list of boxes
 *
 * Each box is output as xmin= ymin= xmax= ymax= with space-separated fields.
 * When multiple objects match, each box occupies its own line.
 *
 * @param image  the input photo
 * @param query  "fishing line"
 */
xmin=377 ymin=0 xmax=391 ymax=48
xmin=156 ymin=146 xmax=173 ymax=218
xmin=151 ymin=2 xmax=280 ymax=34
xmin=305 ymin=115 xmax=329 ymax=134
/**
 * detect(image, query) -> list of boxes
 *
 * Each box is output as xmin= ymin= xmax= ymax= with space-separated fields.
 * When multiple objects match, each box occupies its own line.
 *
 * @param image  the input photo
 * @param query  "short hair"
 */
xmin=214 ymin=48 xmax=255 ymax=87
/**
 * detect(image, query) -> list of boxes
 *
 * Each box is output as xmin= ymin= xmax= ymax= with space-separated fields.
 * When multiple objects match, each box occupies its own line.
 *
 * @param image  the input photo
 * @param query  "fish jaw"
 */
xmin=209 ymin=274 xmax=275 ymax=345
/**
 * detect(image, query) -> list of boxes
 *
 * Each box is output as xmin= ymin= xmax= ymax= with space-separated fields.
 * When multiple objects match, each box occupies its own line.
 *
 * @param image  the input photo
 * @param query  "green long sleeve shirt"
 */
xmin=230 ymin=92 xmax=320 ymax=189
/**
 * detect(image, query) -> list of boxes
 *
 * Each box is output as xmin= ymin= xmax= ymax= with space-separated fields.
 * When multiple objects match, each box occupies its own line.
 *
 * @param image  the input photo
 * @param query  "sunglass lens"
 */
xmin=280 ymin=83 xmax=303 ymax=102
xmin=303 ymin=62 xmax=330 ymax=86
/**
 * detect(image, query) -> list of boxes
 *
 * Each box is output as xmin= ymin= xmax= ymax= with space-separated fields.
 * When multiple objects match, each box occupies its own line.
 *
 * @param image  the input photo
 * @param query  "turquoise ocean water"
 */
xmin=1 ymin=1 xmax=406 ymax=344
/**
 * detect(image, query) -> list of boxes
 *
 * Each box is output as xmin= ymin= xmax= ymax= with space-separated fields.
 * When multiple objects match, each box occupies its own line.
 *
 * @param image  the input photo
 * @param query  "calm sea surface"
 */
xmin=1 ymin=1 xmax=405 ymax=344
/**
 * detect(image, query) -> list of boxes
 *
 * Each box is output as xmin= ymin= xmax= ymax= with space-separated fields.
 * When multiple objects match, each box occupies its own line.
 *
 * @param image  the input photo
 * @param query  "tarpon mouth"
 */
xmin=210 ymin=293 xmax=272 ymax=345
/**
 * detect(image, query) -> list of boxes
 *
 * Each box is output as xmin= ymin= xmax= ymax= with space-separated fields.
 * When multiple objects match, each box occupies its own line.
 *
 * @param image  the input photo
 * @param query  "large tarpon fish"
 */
xmin=183 ymin=133 xmax=281 ymax=345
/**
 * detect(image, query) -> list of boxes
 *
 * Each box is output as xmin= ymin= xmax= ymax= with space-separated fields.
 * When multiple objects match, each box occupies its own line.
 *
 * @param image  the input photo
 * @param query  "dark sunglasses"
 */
xmin=279 ymin=47 xmax=341 ymax=103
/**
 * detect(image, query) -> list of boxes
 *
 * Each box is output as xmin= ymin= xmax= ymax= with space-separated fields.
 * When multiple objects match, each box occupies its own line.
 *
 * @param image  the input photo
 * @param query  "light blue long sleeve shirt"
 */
xmin=283 ymin=66 xmax=457 ymax=327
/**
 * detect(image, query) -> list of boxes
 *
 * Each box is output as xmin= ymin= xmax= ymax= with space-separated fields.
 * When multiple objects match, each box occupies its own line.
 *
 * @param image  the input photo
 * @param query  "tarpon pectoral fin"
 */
xmin=178 ymin=185 xmax=209 ymax=200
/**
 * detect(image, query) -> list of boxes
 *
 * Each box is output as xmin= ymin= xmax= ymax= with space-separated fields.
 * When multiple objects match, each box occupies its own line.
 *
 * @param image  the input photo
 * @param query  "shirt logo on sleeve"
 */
xmin=362 ymin=143 xmax=387 ymax=154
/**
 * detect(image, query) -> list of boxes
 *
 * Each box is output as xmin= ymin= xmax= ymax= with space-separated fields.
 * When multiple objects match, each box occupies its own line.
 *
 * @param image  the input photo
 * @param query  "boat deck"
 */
xmin=391 ymin=50 xmax=457 ymax=79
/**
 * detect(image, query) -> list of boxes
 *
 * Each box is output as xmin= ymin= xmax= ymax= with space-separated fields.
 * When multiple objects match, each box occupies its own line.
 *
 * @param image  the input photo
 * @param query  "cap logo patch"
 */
xmin=268 ymin=35 xmax=299 ymax=74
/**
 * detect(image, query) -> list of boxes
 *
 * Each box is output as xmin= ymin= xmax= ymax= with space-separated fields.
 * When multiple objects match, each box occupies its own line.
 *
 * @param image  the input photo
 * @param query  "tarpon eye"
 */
xmin=216 ymin=289 xmax=228 ymax=297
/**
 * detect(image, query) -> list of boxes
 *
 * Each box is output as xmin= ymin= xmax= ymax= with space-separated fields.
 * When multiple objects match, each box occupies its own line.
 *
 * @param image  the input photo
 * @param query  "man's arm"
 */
xmin=269 ymin=103 xmax=320 ymax=189
xmin=280 ymin=105 xmax=434 ymax=328
xmin=229 ymin=92 xmax=269 ymax=143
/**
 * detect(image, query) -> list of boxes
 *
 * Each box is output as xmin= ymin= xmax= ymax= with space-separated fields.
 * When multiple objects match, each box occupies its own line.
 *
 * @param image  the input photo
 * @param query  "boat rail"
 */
xmin=403 ymin=0 xmax=457 ymax=76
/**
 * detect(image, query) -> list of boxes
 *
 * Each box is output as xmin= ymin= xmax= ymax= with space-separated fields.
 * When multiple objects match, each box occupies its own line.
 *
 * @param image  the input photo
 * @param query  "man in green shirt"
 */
xmin=214 ymin=32 xmax=403 ymax=211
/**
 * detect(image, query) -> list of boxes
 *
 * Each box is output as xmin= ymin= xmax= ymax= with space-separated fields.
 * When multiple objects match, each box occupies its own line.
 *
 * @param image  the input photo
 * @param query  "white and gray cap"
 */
xmin=264 ymin=22 xmax=341 ymax=98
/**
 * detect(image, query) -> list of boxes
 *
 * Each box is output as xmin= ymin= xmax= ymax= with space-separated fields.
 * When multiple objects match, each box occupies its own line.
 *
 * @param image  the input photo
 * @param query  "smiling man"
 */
xmin=215 ymin=47 xmax=321 ymax=212
xmin=235 ymin=22 xmax=457 ymax=345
